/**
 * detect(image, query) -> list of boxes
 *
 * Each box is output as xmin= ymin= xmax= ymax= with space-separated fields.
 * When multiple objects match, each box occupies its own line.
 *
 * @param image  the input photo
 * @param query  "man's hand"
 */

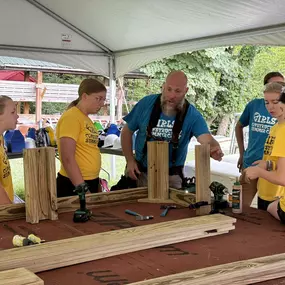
xmin=252 ymin=160 xmax=267 ymax=170
xmin=126 ymin=159 xmax=141 ymax=180
xmin=237 ymin=156 xmax=243 ymax=172
xmin=244 ymin=166 xmax=261 ymax=181
xmin=210 ymin=145 xmax=224 ymax=161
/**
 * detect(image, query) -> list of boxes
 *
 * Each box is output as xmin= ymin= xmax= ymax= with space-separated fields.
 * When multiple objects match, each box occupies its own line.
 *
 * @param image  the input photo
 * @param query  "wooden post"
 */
xmin=24 ymin=147 xmax=58 ymax=224
xmin=139 ymin=141 xmax=173 ymax=203
xmin=35 ymin=71 xmax=43 ymax=124
xmin=195 ymin=144 xmax=211 ymax=215
xmin=23 ymin=71 xmax=30 ymax=114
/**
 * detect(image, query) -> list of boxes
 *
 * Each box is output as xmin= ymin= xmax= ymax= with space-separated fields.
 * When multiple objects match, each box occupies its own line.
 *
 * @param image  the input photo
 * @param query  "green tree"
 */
xmin=139 ymin=46 xmax=261 ymax=134
xmin=248 ymin=47 xmax=285 ymax=98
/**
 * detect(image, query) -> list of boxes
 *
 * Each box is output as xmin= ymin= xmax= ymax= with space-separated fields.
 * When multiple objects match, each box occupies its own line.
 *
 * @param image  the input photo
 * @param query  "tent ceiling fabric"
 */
xmin=1 ymin=0 xmax=285 ymax=77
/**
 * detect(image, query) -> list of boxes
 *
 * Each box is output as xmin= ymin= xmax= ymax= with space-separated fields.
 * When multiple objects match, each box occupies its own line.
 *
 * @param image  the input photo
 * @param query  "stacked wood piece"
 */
xmin=23 ymin=147 xmax=58 ymax=224
xmin=0 ymin=268 xmax=43 ymax=285
xmin=139 ymin=141 xmax=173 ymax=203
xmin=0 ymin=214 xmax=236 ymax=273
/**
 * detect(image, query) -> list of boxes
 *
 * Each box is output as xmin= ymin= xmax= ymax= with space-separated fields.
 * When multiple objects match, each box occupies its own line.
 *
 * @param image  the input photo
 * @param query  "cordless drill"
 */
xmin=73 ymin=182 xmax=92 ymax=223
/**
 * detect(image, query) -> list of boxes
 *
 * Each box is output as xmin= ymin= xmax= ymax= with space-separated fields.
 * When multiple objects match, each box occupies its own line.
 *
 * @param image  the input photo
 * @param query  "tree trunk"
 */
xmin=216 ymin=114 xmax=230 ymax=136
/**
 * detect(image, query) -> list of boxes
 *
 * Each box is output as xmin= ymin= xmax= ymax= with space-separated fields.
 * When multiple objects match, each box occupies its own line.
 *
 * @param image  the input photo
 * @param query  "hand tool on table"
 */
xmin=160 ymin=205 xmax=178 ymax=217
xmin=12 ymin=234 xmax=45 ymax=247
xmin=125 ymin=209 xmax=154 ymax=220
xmin=73 ymin=182 xmax=92 ymax=223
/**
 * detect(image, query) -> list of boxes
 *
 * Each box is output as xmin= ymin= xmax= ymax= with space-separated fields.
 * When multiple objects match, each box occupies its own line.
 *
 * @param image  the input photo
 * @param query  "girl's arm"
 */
xmin=60 ymin=137 xmax=84 ymax=186
xmin=0 ymin=183 xmax=11 ymax=205
xmin=253 ymin=157 xmax=285 ymax=186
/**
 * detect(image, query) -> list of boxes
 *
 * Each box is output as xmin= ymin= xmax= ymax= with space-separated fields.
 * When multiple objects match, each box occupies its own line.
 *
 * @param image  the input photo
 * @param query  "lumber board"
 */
xmin=0 ymin=214 xmax=236 ymax=273
xmin=169 ymin=188 xmax=196 ymax=207
xmin=0 ymin=188 xmax=148 ymax=222
xmin=57 ymin=187 xmax=148 ymax=213
xmin=0 ymin=268 xmax=43 ymax=285
xmin=195 ymin=145 xmax=211 ymax=215
xmin=128 ymin=252 xmax=285 ymax=285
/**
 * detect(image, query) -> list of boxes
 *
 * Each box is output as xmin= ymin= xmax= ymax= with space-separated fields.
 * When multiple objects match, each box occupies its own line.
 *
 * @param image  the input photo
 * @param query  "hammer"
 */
xmin=125 ymin=209 xmax=154 ymax=221
xmin=160 ymin=205 xmax=177 ymax=217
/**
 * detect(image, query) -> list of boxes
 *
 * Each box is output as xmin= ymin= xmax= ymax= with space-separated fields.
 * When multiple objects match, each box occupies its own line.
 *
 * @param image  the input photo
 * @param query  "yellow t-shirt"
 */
xmin=258 ymin=122 xmax=285 ymax=210
xmin=56 ymin=107 xmax=101 ymax=180
xmin=0 ymin=136 xmax=14 ymax=201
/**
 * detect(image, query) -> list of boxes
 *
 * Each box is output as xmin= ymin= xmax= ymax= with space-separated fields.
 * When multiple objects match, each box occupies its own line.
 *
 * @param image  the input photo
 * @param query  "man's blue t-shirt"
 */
xmin=239 ymin=98 xmax=276 ymax=168
xmin=123 ymin=94 xmax=210 ymax=168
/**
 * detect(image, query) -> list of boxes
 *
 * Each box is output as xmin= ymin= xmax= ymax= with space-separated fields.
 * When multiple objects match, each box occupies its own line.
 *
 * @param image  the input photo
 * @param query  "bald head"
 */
xmin=166 ymin=70 xmax=188 ymax=87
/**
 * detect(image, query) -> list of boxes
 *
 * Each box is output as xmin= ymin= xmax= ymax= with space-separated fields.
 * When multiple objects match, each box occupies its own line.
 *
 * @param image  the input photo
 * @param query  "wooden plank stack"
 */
xmin=0 ymin=214 xmax=236 ymax=273
xmin=23 ymin=147 xmax=58 ymax=224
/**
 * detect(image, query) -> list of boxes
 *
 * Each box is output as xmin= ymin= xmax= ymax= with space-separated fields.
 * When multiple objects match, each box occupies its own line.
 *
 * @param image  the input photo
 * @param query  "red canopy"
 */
xmin=0 ymin=71 xmax=36 ymax=82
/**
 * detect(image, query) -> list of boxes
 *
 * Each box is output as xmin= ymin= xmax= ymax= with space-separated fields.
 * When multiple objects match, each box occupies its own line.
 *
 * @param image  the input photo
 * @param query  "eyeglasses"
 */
xmin=94 ymin=97 xmax=107 ymax=104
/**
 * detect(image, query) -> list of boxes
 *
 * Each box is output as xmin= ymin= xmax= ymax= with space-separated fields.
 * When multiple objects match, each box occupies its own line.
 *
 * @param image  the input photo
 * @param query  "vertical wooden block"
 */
xmin=156 ymin=141 xmax=169 ymax=200
xmin=195 ymin=144 xmax=211 ymax=215
xmin=147 ymin=141 xmax=157 ymax=200
xmin=139 ymin=141 xmax=172 ymax=203
xmin=24 ymin=147 xmax=58 ymax=224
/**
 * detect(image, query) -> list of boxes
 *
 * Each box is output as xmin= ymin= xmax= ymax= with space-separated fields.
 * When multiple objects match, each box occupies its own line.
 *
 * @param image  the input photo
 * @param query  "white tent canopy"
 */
xmin=2 ymin=0 xmax=285 ymax=78
xmin=2 ymin=0 xmax=285 ymax=121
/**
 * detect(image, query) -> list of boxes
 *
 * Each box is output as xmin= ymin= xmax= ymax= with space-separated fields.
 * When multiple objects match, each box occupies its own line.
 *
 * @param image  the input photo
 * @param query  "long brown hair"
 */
xmin=68 ymin=78 xmax=107 ymax=109
xmin=0 ymin=95 xmax=12 ymax=115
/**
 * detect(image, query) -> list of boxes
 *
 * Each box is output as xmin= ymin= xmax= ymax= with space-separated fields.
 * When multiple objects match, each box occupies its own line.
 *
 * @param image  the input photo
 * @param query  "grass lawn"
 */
xmin=10 ymin=151 xmax=195 ymax=201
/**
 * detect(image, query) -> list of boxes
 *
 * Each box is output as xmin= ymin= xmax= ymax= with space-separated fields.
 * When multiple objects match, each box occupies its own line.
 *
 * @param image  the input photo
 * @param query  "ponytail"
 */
xmin=67 ymin=98 xmax=80 ymax=110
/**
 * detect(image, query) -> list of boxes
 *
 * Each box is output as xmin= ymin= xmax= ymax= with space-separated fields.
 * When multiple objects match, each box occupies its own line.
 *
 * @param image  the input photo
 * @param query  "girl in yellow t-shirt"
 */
xmin=56 ymin=78 xmax=107 ymax=197
xmin=245 ymin=82 xmax=285 ymax=223
xmin=0 ymin=96 xmax=19 ymax=205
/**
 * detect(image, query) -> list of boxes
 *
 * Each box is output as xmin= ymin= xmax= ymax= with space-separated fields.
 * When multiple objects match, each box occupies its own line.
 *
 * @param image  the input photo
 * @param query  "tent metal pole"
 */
xmin=108 ymin=56 xmax=117 ymax=179
xmin=109 ymin=56 xmax=116 ymax=124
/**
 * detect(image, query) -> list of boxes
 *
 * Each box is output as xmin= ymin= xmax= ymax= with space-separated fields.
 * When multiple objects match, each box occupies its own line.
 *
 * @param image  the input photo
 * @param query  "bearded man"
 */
xmin=121 ymin=70 xmax=223 ymax=189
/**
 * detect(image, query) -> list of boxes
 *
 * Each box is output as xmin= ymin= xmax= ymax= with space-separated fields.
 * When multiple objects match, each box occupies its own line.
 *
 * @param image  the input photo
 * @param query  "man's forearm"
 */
xmin=235 ymin=123 xmax=245 ymax=156
xmin=121 ymin=126 xmax=134 ymax=163
xmin=209 ymin=137 xmax=220 ymax=148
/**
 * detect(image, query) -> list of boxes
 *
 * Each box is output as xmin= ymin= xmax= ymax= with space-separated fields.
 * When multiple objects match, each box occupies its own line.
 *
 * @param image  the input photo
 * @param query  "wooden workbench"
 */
xmin=1 ymin=201 xmax=285 ymax=285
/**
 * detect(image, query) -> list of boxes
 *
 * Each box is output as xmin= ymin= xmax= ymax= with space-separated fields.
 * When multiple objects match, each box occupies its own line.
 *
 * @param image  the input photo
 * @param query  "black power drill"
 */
xmin=73 ymin=182 xmax=92 ymax=223
xmin=209 ymin=181 xmax=229 ymax=214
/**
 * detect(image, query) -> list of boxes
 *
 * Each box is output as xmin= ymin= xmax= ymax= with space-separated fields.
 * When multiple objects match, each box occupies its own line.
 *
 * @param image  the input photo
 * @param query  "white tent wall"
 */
xmin=2 ymin=0 xmax=285 ymax=122
xmin=115 ymin=24 xmax=285 ymax=77
xmin=1 ymin=0 xmax=285 ymax=78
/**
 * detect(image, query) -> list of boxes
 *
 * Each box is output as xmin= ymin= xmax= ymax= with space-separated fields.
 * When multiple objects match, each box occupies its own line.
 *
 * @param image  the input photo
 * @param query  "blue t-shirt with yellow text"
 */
xmin=123 ymin=94 xmax=210 ymax=168
xmin=239 ymin=98 xmax=276 ymax=168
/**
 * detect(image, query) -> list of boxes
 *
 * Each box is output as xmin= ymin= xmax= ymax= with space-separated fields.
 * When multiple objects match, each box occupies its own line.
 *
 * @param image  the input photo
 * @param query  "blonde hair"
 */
xmin=68 ymin=78 xmax=107 ymax=109
xmin=0 ymin=95 xmax=12 ymax=115
xmin=264 ymin=81 xmax=285 ymax=94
